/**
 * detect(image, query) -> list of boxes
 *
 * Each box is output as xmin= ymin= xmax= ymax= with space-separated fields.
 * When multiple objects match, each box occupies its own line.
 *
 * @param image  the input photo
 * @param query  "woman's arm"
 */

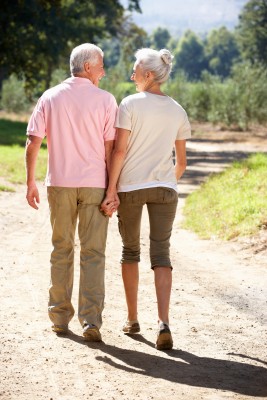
xmin=175 ymin=139 xmax=187 ymax=181
xmin=101 ymin=128 xmax=130 ymax=214
xmin=104 ymin=139 xmax=115 ymax=176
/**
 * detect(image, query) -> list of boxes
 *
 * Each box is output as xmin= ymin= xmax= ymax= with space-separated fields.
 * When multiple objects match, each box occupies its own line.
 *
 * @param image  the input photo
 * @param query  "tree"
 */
xmin=205 ymin=27 xmax=240 ymax=77
xmin=119 ymin=21 xmax=149 ymax=78
xmin=98 ymin=38 xmax=121 ymax=69
xmin=237 ymin=0 xmax=267 ymax=65
xmin=173 ymin=30 xmax=207 ymax=80
xmin=150 ymin=27 xmax=171 ymax=50
xmin=0 ymin=0 xmax=141 ymax=96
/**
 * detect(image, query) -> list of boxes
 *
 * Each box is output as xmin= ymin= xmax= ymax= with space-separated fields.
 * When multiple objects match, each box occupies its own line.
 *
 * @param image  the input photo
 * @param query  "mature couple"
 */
xmin=25 ymin=43 xmax=191 ymax=350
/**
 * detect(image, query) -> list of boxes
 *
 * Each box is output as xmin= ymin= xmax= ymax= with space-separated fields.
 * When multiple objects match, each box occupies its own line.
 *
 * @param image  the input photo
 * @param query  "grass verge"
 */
xmin=0 ymin=118 xmax=28 ymax=146
xmin=0 ymin=145 xmax=47 ymax=185
xmin=0 ymin=185 xmax=15 ymax=192
xmin=0 ymin=118 xmax=47 ymax=189
xmin=182 ymin=153 xmax=267 ymax=240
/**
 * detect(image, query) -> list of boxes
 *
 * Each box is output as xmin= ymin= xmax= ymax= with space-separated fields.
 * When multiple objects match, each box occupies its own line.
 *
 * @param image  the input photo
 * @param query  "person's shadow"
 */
xmin=64 ymin=331 xmax=267 ymax=397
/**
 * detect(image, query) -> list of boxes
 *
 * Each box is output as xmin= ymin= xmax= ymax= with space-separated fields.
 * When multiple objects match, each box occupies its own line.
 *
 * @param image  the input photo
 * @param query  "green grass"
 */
xmin=0 ymin=118 xmax=28 ymax=146
xmin=0 ymin=118 xmax=47 ymax=187
xmin=0 ymin=185 xmax=15 ymax=192
xmin=182 ymin=153 xmax=267 ymax=240
xmin=0 ymin=145 xmax=47 ymax=185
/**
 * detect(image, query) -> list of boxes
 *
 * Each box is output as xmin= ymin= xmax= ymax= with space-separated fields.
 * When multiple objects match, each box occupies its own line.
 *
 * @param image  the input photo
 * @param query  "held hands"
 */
xmin=100 ymin=191 xmax=120 ymax=217
xmin=26 ymin=183 xmax=40 ymax=210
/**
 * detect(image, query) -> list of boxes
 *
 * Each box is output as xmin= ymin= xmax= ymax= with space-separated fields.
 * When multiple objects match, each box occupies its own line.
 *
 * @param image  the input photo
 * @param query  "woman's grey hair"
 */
xmin=135 ymin=48 xmax=174 ymax=83
xmin=70 ymin=43 xmax=103 ymax=75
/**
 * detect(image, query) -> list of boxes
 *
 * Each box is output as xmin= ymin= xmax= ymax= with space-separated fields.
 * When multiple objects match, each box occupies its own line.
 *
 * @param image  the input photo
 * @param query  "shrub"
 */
xmin=50 ymin=68 xmax=68 ymax=87
xmin=186 ymin=81 xmax=211 ymax=121
xmin=207 ymin=78 xmax=241 ymax=128
xmin=164 ymin=63 xmax=267 ymax=129
xmin=163 ymin=71 xmax=191 ymax=111
xmin=1 ymin=74 xmax=30 ymax=113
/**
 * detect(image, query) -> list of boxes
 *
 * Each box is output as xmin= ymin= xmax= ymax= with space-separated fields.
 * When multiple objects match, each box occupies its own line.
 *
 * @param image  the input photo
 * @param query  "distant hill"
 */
xmin=124 ymin=0 xmax=248 ymax=36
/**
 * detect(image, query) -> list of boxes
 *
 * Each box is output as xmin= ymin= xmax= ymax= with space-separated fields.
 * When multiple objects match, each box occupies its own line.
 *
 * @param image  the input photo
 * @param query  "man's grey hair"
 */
xmin=70 ymin=43 xmax=104 ymax=75
xmin=135 ymin=48 xmax=173 ymax=83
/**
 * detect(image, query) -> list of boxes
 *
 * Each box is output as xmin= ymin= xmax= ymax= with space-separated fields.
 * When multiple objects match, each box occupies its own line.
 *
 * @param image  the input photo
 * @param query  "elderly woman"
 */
xmin=102 ymin=48 xmax=191 ymax=350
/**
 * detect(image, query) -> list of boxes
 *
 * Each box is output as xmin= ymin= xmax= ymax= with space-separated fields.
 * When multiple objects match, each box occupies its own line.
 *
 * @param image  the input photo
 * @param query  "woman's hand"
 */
xmin=100 ymin=191 xmax=120 ymax=217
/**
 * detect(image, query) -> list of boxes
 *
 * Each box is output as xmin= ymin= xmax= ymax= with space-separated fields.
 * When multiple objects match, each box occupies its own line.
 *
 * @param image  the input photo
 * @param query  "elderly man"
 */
xmin=25 ymin=43 xmax=118 ymax=341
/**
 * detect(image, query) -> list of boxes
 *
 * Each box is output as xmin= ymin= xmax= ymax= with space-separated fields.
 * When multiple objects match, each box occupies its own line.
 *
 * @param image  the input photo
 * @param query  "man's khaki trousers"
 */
xmin=47 ymin=187 xmax=108 ymax=329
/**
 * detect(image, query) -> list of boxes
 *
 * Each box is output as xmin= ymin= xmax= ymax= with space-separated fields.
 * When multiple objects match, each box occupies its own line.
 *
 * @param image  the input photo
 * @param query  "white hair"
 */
xmin=135 ymin=48 xmax=174 ymax=83
xmin=70 ymin=43 xmax=103 ymax=75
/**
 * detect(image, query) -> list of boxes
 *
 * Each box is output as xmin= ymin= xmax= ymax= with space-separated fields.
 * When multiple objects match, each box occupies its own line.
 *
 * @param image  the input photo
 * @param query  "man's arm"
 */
xmin=175 ymin=139 xmax=187 ymax=181
xmin=25 ymin=135 xmax=43 ymax=209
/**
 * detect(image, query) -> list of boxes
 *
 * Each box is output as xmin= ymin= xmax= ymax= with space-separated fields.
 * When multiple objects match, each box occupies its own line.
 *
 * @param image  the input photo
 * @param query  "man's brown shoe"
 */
xmin=83 ymin=324 xmax=102 ymax=342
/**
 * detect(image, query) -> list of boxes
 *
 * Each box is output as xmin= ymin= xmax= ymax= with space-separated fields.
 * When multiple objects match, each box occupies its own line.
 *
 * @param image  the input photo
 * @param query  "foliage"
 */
xmin=100 ymin=66 xmax=135 ymax=103
xmin=0 ymin=75 xmax=31 ymax=113
xmin=165 ymin=72 xmax=215 ymax=122
xmin=126 ymin=0 xmax=142 ymax=12
xmin=163 ymin=71 xmax=190 ymax=109
xmin=111 ymin=82 xmax=135 ymax=104
xmin=150 ymin=28 xmax=171 ymax=50
xmin=207 ymin=62 xmax=267 ymax=129
xmin=164 ymin=64 xmax=267 ymax=129
xmin=237 ymin=0 xmax=267 ymax=65
xmin=50 ymin=68 xmax=69 ymax=87
xmin=98 ymin=38 xmax=121 ymax=69
xmin=205 ymin=27 xmax=240 ymax=77
xmin=0 ymin=0 xmax=141 ymax=95
xmin=1 ymin=0 xmax=267 ymax=130
xmin=119 ymin=22 xmax=149 ymax=78
xmin=182 ymin=153 xmax=267 ymax=240
xmin=173 ymin=30 xmax=207 ymax=80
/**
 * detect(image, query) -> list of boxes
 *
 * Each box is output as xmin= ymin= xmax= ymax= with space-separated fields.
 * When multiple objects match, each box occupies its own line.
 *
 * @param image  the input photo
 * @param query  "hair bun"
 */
xmin=159 ymin=49 xmax=173 ymax=65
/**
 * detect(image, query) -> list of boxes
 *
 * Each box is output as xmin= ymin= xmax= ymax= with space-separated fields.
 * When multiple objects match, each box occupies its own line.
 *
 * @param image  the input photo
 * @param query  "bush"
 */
xmin=113 ymin=82 xmax=135 ymax=104
xmin=1 ymin=74 xmax=31 ymax=113
xmin=163 ymin=71 xmax=191 ymax=111
xmin=207 ymin=78 xmax=241 ymax=128
xmin=230 ymin=62 xmax=267 ymax=129
xmin=164 ymin=63 xmax=267 ymax=129
xmin=50 ymin=68 xmax=68 ymax=87
xmin=186 ymin=81 xmax=211 ymax=121
xmin=208 ymin=63 xmax=267 ymax=129
xmin=100 ymin=66 xmax=135 ymax=104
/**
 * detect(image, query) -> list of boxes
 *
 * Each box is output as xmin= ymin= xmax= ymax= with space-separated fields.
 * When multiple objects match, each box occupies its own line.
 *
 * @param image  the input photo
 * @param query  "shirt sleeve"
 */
xmin=26 ymin=96 xmax=46 ymax=138
xmin=103 ymin=94 xmax=118 ymax=141
xmin=176 ymin=110 xmax=191 ymax=140
xmin=115 ymin=99 xmax=132 ymax=130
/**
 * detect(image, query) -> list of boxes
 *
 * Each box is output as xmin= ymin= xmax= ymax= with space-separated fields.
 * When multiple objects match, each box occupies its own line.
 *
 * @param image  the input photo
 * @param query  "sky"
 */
xmin=122 ymin=0 xmax=248 ymax=36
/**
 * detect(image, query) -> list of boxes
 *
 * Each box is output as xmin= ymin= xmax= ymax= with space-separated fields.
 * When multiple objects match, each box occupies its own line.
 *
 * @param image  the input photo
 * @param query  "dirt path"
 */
xmin=1 ymin=131 xmax=267 ymax=400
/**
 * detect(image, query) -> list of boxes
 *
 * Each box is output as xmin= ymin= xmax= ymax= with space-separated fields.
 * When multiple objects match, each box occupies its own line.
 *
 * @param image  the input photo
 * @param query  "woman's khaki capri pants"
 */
xmin=117 ymin=187 xmax=178 ymax=269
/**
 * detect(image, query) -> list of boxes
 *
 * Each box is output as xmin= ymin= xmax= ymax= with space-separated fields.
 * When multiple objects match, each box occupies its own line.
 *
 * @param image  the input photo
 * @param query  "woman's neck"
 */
xmin=144 ymin=81 xmax=165 ymax=96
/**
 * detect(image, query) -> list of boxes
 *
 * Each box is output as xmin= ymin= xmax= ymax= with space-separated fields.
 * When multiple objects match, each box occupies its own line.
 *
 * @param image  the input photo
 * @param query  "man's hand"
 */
xmin=26 ymin=183 xmax=40 ymax=210
xmin=25 ymin=135 xmax=43 ymax=209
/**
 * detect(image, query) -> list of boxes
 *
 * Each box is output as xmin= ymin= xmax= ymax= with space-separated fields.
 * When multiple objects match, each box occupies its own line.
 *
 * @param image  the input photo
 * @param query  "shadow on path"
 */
xmin=64 ymin=331 xmax=267 ymax=397
xmin=179 ymin=143 xmax=266 ymax=197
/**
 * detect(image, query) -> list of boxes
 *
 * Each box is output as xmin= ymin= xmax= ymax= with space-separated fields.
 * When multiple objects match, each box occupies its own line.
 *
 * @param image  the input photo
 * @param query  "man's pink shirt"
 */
xmin=27 ymin=77 xmax=118 ymax=188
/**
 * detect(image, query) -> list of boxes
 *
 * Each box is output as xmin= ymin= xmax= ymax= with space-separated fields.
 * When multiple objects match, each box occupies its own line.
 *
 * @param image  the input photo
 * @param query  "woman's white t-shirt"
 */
xmin=115 ymin=91 xmax=191 ymax=192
